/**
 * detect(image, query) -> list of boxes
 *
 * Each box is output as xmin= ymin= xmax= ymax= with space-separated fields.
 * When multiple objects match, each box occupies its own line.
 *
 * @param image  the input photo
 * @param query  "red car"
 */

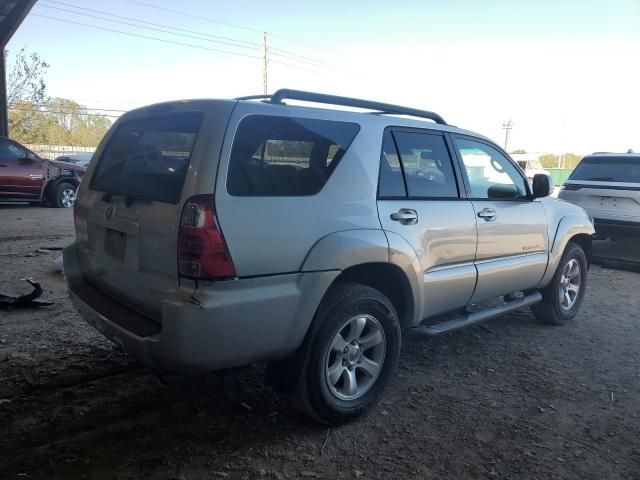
xmin=0 ymin=136 xmax=86 ymax=208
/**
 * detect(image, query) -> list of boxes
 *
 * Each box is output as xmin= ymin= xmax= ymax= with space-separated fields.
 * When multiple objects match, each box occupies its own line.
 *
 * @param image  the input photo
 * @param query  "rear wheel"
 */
xmin=531 ymin=242 xmax=588 ymax=325
xmin=295 ymin=282 xmax=401 ymax=425
xmin=52 ymin=182 xmax=76 ymax=208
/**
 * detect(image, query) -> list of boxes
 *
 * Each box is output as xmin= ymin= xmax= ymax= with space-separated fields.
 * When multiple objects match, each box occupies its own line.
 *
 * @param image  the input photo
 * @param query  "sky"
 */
xmin=7 ymin=0 xmax=640 ymax=154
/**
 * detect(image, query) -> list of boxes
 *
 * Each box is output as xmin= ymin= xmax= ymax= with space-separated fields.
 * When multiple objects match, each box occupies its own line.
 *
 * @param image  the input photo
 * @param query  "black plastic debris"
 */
xmin=0 ymin=279 xmax=53 ymax=308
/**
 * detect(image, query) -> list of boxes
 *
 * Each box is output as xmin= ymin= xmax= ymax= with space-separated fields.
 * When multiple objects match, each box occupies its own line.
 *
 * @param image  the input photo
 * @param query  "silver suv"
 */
xmin=559 ymin=152 xmax=640 ymax=240
xmin=64 ymin=90 xmax=594 ymax=424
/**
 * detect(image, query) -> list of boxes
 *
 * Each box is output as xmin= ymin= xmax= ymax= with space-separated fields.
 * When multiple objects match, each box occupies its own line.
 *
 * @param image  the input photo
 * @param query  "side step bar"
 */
xmin=412 ymin=291 xmax=542 ymax=336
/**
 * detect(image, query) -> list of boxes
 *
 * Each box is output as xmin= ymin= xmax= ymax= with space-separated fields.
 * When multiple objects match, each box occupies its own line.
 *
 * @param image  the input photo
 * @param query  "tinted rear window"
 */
xmin=227 ymin=115 xmax=359 ymax=196
xmin=570 ymin=156 xmax=640 ymax=183
xmin=90 ymin=112 xmax=202 ymax=203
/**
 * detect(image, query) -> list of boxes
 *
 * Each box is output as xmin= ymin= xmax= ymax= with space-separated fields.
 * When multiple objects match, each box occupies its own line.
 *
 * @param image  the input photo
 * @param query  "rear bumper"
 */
xmin=64 ymin=243 xmax=338 ymax=372
xmin=594 ymin=218 xmax=640 ymax=238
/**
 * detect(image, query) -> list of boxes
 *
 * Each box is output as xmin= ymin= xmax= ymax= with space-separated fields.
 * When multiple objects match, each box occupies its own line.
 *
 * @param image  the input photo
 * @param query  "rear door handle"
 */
xmin=477 ymin=208 xmax=497 ymax=221
xmin=390 ymin=208 xmax=418 ymax=225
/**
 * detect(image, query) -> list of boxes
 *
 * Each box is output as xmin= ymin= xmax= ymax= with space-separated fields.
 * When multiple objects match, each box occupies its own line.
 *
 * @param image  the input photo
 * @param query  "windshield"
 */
xmin=90 ymin=112 xmax=202 ymax=203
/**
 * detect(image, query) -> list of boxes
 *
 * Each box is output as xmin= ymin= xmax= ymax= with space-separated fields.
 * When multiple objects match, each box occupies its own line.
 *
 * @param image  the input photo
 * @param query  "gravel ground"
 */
xmin=1 ymin=205 xmax=639 ymax=480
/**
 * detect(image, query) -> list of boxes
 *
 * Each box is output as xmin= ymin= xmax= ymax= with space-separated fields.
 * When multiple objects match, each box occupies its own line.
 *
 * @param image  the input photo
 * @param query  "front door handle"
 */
xmin=477 ymin=208 xmax=497 ymax=221
xmin=390 ymin=208 xmax=418 ymax=225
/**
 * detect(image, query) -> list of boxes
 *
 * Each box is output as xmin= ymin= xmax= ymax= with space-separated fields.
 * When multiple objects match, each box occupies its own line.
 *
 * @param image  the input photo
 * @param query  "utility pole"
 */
xmin=263 ymin=31 xmax=268 ymax=95
xmin=502 ymin=119 xmax=513 ymax=152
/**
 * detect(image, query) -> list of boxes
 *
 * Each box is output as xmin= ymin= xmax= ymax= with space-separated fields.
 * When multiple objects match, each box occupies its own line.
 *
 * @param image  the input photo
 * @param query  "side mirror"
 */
xmin=532 ymin=173 xmax=554 ymax=198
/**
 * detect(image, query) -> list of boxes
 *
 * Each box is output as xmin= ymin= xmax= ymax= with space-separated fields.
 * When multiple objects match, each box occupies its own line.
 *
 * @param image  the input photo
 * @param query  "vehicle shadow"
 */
xmin=0 ymin=202 xmax=40 ymax=209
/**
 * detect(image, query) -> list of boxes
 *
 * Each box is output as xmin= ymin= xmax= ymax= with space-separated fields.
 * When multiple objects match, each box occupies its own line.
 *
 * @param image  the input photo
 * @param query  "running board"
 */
xmin=412 ymin=291 xmax=542 ymax=336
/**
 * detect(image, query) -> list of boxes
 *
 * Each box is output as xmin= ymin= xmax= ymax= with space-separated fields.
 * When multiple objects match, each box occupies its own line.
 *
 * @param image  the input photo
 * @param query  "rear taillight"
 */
xmin=178 ymin=195 xmax=236 ymax=280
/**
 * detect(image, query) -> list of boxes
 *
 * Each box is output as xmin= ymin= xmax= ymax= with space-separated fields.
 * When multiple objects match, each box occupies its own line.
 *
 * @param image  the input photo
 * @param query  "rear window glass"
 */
xmin=90 ymin=112 xmax=202 ymax=203
xmin=227 ymin=115 xmax=359 ymax=196
xmin=569 ymin=156 xmax=640 ymax=183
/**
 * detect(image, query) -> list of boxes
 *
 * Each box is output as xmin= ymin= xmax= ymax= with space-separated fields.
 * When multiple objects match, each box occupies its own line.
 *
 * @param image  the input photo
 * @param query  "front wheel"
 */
xmin=52 ymin=182 xmax=77 ymax=208
xmin=295 ymin=282 xmax=401 ymax=425
xmin=531 ymin=242 xmax=588 ymax=325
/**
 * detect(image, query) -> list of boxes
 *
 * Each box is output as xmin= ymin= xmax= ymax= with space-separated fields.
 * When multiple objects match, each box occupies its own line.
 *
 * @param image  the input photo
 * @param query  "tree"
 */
xmin=7 ymin=47 xmax=49 ymax=105
xmin=6 ymin=48 xmax=112 ymax=147
xmin=10 ymin=97 xmax=112 ymax=147
xmin=539 ymin=153 xmax=582 ymax=169
xmin=7 ymin=47 xmax=50 ymax=137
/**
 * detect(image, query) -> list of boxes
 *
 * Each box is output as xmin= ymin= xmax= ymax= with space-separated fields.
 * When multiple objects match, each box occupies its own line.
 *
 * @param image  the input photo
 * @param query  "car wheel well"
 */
xmin=44 ymin=177 xmax=78 ymax=202
xmin=333 ymin=263 xmax=414 ymax=328
xmin=569 ymin=234 xmax=592 ymax=266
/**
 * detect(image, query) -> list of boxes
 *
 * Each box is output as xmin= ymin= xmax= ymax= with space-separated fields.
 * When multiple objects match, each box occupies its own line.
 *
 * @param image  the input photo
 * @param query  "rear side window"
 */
xmin=91 ymin=112 xmax=202 ymax=204
xmin=378 ymin=131 xmax=407 ymax=197
xmin=227 ymin=115 xmax=359 ymax=196
xmin=569 ymin=156 xmax=640 ymax=183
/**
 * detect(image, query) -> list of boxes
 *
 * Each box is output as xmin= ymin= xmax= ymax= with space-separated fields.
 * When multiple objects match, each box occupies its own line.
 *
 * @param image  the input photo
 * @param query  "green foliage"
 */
xmin=7 ymin=48 xmax=112 ymax=147
xmin=539 ymin=154 xmax=558 ymax=169
xmin=9 ymin=98 xmax=112 ymax=147
xmin=539 ymin=153 xmax=582 ymax=169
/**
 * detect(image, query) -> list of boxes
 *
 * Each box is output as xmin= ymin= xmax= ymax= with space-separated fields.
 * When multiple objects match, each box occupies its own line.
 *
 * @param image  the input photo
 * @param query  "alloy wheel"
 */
xmin=559 ymin=258 xmax=581 ymax=310
xmin=324 ymin=314 xmax=386 ymax=401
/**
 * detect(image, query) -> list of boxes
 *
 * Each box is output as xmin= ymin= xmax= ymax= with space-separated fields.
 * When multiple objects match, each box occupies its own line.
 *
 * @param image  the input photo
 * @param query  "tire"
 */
xmin=531 ymin=242 xmax=588 ymax=325
xmin=52 ymin=182 xmax=77 ymax=208
xmin=294 ymin=282 xmax=401 ymax=425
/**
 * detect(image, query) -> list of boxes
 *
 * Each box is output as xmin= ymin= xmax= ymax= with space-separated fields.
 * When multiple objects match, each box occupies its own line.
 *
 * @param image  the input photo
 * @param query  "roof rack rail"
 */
xmin=236 ymin=94 xmax=271 ymax=101
xmin=237 ymin=89 xmax=447 ymax=125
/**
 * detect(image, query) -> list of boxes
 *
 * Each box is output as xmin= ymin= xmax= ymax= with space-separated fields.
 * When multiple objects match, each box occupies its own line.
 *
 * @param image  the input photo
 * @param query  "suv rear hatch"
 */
xmin=564 ymin=155 xmax=640 ymax=221
xmin=74 ymin=100 xmax=235 ymax=321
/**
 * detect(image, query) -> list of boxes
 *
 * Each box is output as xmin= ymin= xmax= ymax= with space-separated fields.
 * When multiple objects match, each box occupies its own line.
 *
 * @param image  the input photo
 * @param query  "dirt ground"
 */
xmin=1 ymin=205 xmax=639 ymax=480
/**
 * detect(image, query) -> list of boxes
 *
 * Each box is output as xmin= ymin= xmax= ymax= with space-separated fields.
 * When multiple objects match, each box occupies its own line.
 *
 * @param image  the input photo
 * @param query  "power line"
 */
xmin=31 ymin=13 xmax=262 ymax=59
xmin=40 ymin=1 xmax=263 ymax=51
xmin=31 ymin=13 xmax=324 ymax=74
xmin=269 ymin=46 xmax=339 ymax=69
xmin=125 ymin=0 xmax=342 ymax=65
xmin=269 ymin=49 xmax=338 ymax=71
xmin=126 ymin=0 xmax=264 ymax=34
xmin=40 ymin=0 xmax=340 ymax=71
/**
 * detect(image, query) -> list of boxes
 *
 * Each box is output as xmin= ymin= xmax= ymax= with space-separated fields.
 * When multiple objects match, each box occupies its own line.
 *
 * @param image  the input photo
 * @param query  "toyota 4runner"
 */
xmin=63 ymin=90 xmax=594 ymax=424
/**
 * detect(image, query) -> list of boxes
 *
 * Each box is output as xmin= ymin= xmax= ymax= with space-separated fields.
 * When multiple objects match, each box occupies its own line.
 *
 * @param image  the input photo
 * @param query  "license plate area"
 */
xmin=599 ymin=197 xmax=618 ymax=208
xmin=105 ymin=228 xmax=126 ymax=261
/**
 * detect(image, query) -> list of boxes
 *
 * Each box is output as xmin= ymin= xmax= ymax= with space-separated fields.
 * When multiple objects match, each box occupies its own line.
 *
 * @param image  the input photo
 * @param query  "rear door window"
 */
xmin=90 ymin=112 xmax=202 ymax=204
xmin=569 ymin=156 xmax=640 ymax=183
xmin=227 ymin=115 xmax=359 ymax=196
xmin=392 ymin=131 xmax=459 ymax=198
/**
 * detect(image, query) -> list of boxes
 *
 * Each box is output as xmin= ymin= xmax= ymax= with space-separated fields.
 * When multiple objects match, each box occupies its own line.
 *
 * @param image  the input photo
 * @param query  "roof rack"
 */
xmin=236 ymin=94 xmax=271 ymax=101
xmin=237 ymin=89 xmax=447 ymax=125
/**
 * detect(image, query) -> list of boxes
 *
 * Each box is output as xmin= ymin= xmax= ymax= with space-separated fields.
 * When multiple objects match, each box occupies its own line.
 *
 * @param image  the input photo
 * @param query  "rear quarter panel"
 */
xmin=214 ymin=103 xmax=386 ymax=277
